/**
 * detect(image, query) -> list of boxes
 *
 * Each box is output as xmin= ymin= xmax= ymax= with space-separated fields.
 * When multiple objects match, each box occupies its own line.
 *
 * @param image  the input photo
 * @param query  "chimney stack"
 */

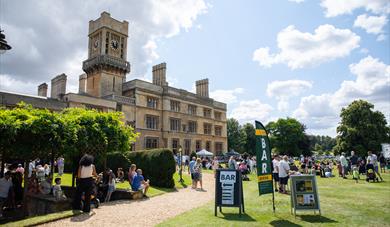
xmin=51 ymin=73 xmax=67 ymax=100
xmin=79 ymin=73 xmax=87 ymax=94
xmin=196 ymin=79 xmax=209 ymax=98
xmin=152 ymin=62 xmax=168 ymax=86
xmin=37 ymin=83 xmax=48 ymax=97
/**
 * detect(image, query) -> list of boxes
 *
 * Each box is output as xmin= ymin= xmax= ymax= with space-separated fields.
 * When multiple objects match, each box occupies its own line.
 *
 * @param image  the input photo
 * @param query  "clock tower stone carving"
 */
xmin=82 ymin=12 xmax=130 ymax=97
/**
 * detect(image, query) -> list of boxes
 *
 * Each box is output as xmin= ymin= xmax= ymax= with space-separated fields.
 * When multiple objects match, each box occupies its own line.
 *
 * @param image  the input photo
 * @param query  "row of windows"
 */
xmin=145 ymin=115 xmax=223 ymax=136
xmin=144 ymin=137 xmax=223 ymax=155
xmin=146 ymin=96 xmax=223 ymax=120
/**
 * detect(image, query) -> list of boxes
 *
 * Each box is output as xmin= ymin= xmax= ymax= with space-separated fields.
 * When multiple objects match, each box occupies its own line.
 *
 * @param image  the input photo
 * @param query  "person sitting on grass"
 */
xmin=117 ymin=168 xmax=124 ymax=182
xmin=53 ymin=177 xmax=67 ymax=200
xmin=131 ymin=169 xmax=150 ymax=198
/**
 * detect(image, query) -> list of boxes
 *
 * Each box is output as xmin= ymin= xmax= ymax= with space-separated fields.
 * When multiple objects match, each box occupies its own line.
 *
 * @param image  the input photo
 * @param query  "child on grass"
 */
xmin=352 ymin=166 xmax=359 ymax=183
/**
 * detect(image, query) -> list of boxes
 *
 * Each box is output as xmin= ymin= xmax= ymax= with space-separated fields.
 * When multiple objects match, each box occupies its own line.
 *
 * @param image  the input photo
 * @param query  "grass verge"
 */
xmin=3 ymin=210 xmax=82 ymax=227
xmin=158 ymin=171 xmax=390 ymax=227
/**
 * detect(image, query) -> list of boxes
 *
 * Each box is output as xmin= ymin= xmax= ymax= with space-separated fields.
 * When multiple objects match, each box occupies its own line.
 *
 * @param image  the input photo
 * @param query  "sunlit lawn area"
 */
xmin=55 ymin=171 xmax=191 ymax=197
xmin=159 ymin=171 xmax=390 ymax=227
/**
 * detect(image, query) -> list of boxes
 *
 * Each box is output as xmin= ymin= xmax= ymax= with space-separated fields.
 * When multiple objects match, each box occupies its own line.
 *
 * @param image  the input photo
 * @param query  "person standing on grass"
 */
xmin=278 ymin=155 xmax=290 ymax=194
xmin=194 ymin=158 xmax=204 ymax=191
xmin=128 ymin=164 xmax=137 ymax=187
xmin=0 ymin=172 xmax=12 ymax=218
xmin=367 ymin=151 xmax=383 ymax=181
xmin=105 ymin=169 xmax=116 ymax=202
xmin=272 ymin=155 xmax=280 ymax=192
xmin=73 ymin=154 xmax=97 ymax=214
xmin=212 ymin=156 xmax=219 ymax=178
xmin=340 ymin=153 xmax=348 ymax=179
xmin=350 ymin=151 xmax=358 ymax=170
xmin=57 ymin=156 xmax=65 ymax=176
xmin=379 ymin=152 xmax=386 ymax=173
xmin=189 ymin=157 xmax=196 ymax=188
xmin=228 ymin=156 xmax=237 ymax=170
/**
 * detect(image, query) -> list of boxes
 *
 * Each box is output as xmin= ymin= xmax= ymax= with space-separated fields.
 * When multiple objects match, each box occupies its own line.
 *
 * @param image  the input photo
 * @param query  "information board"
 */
xmin=290 ymin=175 xmax=321 ymax=216
xmin=215 ymin=169 xmax=244 ymax=216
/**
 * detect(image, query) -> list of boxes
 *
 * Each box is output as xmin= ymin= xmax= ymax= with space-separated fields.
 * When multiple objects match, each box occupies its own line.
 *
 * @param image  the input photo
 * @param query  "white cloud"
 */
xmin=293 ymin=56 xmax=390 ymax=135
xmin=1 ymin=0 xmax=209 ymax=95
xmin=288 ymin=0 xmax=304 ymax=3
xmin=267 ymin=80 xmax=312 ymax=111
xmin=0 ymin=75 xmax=37 ymax=95
xmin=320 ymin=0 xmax=390 ymax=17
xmin=229 ymin=99 xmax=273 ymax=123
xmin=354 ymin=14 xmax=388 ymax=41
xmin=210 ymin=88 xmax=244 ymax=104
xmin=253 ymin=24 xmax=360 ymax=69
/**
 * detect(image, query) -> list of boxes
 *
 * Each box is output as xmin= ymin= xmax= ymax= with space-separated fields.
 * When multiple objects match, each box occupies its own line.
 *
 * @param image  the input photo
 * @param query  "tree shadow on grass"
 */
xmin=269 ymin=220 xmax=302 ymax=227
xmin=218 ymin=212 xmax=256 ymax=222
xmin=299 ymin=215 xmax=338 ymax=223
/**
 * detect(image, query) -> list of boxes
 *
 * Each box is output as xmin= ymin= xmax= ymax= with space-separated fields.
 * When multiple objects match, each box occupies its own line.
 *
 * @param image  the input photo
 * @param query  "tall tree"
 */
xmin=227 ymin=118 xmax=246 ymax=153
xmin=335 ymin=100 xmax=390 ymax=157
xmin=243 ymin=123 xmax=256 ymax=155
xmin=266 ymin=118 xmax=309 ymax=157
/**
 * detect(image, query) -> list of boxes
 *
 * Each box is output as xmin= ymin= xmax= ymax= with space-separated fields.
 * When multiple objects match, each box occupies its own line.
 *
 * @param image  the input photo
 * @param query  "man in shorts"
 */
xmin=131 ymin=169 xmax=150 ymax=198
xmin=189 ymin=157 xmax=196 ymax=189
xmin=272 ymin=155 xmax=280 ymax=192
xmin=278 ymin=156 xmax=290 ymax=194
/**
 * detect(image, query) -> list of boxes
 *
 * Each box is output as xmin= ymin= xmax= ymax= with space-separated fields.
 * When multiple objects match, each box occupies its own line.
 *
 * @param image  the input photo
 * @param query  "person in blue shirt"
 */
xmin=131 ymin=169 xmax=150 ymax=197
xmin=188 ymin=157 xmax=196 ymax=189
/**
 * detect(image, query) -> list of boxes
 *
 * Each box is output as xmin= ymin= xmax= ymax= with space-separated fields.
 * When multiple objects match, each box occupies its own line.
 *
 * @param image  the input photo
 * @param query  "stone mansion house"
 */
xmin=0 ymin=12 xmax=227 ymax=155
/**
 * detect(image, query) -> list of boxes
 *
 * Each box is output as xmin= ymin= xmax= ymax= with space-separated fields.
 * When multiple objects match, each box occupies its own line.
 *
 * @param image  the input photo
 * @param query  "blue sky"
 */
xmin=1 ymin=0 xmax=389 ymax=136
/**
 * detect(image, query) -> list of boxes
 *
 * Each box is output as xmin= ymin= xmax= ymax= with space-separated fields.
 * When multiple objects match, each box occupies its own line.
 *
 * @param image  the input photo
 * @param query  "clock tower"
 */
xmin=82 ymin=12 xmax=130 ymax=97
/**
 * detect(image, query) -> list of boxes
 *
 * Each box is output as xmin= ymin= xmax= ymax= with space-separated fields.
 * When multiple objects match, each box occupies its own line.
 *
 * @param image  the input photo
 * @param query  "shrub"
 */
xmin=95 ymin=152 xmax=131 ymax=173
xmin=190 ymin=151 xmax=197 ymax=160
xmin=127 ymin=148 xmax=176 ymax=188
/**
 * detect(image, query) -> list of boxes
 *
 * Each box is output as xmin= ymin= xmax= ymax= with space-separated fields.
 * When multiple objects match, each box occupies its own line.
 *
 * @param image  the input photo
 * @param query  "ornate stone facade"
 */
xmin=0 ymin=12 xmax=227 ymax=155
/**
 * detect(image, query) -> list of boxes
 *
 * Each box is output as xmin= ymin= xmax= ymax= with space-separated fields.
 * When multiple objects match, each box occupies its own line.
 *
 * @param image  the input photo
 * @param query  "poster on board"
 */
xmin=290 ymin=175 xmax=321 ymax=216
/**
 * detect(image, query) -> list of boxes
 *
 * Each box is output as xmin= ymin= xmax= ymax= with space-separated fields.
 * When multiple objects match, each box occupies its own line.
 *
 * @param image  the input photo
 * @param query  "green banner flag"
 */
xmin=255 ymin=120 xmax=273 ymax=195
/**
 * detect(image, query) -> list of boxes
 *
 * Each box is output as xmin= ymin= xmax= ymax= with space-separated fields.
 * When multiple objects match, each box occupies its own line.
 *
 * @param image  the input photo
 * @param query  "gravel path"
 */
xmin=41 ymin=173 xmax=215 ymax=227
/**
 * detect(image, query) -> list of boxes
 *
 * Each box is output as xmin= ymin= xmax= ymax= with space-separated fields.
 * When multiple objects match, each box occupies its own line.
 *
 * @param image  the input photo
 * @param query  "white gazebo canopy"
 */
xmin=196 ymin=149 xmax=213 ymax=156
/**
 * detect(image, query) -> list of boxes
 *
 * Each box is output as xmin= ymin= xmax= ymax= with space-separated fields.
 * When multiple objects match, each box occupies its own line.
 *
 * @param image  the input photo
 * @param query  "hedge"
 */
xmin=127 ymin=148 xmax=176 ymax=188
xmin=96 ymin=152 xmax=131 ymax=173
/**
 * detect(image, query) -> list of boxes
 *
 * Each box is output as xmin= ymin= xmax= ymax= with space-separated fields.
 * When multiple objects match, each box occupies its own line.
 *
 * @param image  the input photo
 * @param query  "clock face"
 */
xmin=111 ymin=40 xmax=119 ymax=50
xmin=93 ymin=40 xmax=99 ymax=49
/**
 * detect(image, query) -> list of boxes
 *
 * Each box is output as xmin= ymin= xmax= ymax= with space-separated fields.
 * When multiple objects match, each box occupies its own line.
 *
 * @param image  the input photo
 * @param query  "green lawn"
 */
xmin=55 ymin=171 xmax=191 ymax=197
xmin=158 ymin=171 xmax=390 ymax=227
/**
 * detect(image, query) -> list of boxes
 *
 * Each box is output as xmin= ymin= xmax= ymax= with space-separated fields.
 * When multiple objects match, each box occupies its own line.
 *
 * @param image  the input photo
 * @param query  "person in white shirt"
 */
xmin=278 ymin=155 xmax=290 ymax=194
xmin=340 ymin=153 xmax=348 ymax=179
xmin=367 ymin=151 xmax=383 ymax=181
xmin=212 ymin=157 xmax=219 ymax=178
xmin=28 ymin=160 xmax=36 ymax=178
xmin=0 ymin=172 xmax=12 ymax=218
xmin=272 ymin=155 xmax=280 ymax=192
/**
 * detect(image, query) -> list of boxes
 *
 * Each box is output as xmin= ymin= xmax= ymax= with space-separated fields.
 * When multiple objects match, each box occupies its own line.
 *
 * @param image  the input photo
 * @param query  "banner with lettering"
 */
xmin=255 ymin=121 xmax=273 ymax=195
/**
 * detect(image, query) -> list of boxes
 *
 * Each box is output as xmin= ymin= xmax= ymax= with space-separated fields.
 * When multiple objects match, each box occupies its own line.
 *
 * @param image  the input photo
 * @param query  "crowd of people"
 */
xmin=269 ymin=150 xmax=388 ymax=195
xmin=0 ymin=157 xmax=67 ymax=218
